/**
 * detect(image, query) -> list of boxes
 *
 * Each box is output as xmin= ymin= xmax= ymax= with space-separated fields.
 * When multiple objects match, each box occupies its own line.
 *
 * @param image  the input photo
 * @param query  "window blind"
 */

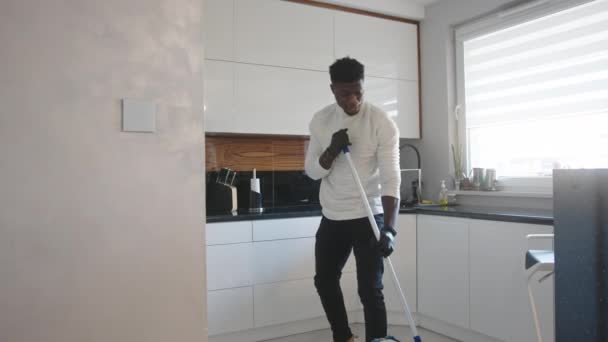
xmin=463 ymin=0 xmax=608 ymax=177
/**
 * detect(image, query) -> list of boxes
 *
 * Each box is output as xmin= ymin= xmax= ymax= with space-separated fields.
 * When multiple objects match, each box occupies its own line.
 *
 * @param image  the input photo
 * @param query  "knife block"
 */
xmin=206 ymin=182 xmax=238 ymax=214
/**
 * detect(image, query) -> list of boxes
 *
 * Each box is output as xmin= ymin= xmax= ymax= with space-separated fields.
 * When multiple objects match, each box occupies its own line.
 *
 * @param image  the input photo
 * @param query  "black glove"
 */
xmin=377 ymin=226 xmax=397 ymax=258
xmin=328 ymin=128 xmax=351 ymax=155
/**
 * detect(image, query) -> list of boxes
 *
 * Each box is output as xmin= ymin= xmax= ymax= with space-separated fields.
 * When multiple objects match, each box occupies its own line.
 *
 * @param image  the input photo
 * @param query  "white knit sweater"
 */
xmin=305 ymin=102 xmax=401 ymax=221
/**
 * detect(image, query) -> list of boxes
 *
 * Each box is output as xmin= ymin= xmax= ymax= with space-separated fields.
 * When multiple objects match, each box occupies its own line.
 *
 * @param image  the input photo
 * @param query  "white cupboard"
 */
xmin=205 ymin=62 xmax=332 ymax=135
xmin=469 ymin=220 xmax=554 ymax=342
xmin=203 ymin=0 xmax=421 ymax=138
xmin=252 ymin=216 xmax=320 ymax=241
xmin=207 ymin=243 xmax=253 ymax=291
xmin=208 ymin=287 xmax=254 ymax=335
xmin=253 ymin=238 xmax=315 ymax=284
xmin=254 ymin=273 xmax=359 ymax=328
xmin=204 ymin=0 xmax=234 ymax=60
xmin=365 ymin=77 xmax=420 ymax=139
xmin=206 ymin=220 xmax=252 ymax=245
xmin=417 ymin=215 xmax=555 ymax=341
xmin=235 ymin=63 xmax=332 ymax=135
xmin=384 ymin=214 xmax=418 ymax=318
xmin=235 ymin=0 xmax=334 ymax=71
xmin=417 ymin=215 xmax=470 ymax=329
xmin=334 ymin=12 xmax=419 ymax=80
xmin=206 ymin=221 xmax=254 ymax=336
xmin=204 ymin=60 xmax=236 ymax=133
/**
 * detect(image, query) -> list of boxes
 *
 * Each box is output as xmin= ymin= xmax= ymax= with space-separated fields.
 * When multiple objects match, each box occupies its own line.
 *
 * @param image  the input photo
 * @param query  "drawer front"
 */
xmin=206 ymin=221 xmax=252 ymax=245
xmin=253 ymin=273 xmax=358 ymax=328
xmin=208 ymin=287 xmax=253 ymax=335
xmin=253 ymin=216 xmax=321 ymax=241
xmin=207 ymin=243 xmax=253 ymax=290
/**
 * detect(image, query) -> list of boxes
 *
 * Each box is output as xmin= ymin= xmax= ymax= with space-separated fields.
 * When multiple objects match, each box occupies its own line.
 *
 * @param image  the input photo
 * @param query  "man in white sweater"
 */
xmin=305 ymin=57 xmax=401 ymax=342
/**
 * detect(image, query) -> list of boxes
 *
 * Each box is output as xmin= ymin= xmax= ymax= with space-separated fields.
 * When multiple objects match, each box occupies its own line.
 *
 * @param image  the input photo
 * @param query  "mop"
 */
xmin=342 ymin=146 xmax=421 ymax=342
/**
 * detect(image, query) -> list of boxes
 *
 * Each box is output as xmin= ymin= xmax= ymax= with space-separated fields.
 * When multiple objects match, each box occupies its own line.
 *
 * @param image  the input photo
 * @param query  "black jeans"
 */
xmin=314 ymin=215 xmax=387 ymax=342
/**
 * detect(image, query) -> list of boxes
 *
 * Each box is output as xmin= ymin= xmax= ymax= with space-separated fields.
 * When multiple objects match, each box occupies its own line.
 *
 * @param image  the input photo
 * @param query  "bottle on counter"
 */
xmin=249 ymin=168 xmax=263 ymax=213
xmin=438 ymin=180 xmax=449 ymax=205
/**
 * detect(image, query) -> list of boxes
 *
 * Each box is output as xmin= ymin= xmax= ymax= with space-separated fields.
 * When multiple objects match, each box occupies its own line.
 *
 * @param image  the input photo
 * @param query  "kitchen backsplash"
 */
xmin=206 ymin=169 xmax=320 ymax=211
xmin=205 ymin=134 xmax=319 ymax=213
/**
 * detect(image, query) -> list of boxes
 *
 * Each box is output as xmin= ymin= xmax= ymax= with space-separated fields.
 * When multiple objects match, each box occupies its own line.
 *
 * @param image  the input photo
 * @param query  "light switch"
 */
xmin=122 ymin=98 xmax=156 ymax=133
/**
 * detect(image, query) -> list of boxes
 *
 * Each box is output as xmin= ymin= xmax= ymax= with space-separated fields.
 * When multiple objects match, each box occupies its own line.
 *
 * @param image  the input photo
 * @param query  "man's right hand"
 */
xmin=329 ymin=128 xmax=351 ymax=155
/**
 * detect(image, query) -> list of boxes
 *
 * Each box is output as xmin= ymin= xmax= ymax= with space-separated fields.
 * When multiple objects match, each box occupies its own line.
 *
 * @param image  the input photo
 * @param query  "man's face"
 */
xmin=331 ymin=80 xmax=364 ymax=116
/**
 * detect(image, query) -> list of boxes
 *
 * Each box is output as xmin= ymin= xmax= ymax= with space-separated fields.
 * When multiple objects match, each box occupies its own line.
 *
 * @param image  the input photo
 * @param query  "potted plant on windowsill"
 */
xmin=451 ymin=143 xmax=467 ymax=190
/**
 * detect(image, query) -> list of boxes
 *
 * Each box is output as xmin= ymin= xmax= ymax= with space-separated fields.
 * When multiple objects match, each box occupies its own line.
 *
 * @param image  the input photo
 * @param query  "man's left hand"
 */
xmin=377 ymin=226 xmax=397 ymax=258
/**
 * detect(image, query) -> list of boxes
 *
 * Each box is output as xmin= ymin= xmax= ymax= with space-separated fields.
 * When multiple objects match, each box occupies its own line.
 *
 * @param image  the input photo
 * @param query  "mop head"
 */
xmin=371 ymin=337 xmax=400 ymax=342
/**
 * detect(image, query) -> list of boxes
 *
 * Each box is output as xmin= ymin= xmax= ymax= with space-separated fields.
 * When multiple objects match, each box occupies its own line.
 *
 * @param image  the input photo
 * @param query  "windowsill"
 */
xmin=451 ymin=190 xmax=553 ymax=199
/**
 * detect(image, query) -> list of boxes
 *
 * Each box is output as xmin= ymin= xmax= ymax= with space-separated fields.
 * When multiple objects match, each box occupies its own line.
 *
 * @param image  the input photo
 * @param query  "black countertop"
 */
xmin=414 ymin=205 xmax=553 ymax=225
xmin=207 ymin=204 xmax=553 ymax=225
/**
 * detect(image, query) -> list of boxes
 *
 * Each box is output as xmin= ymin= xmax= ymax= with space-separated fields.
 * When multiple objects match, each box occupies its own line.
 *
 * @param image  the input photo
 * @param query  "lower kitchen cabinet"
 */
xmin=207 ymin=213 xmax=555 ymax=341
xmin=469 ymin=220 xmax=554 ymax=342
xmin=385 ymin=214 xmax=418 ymax=318
xmin=208 ymin=287 xmax=254 ymax=336
xmin=418 ymin=215 xmax=470 ymax=329
xmin=207 ymin=242 xmax=253 ymax=291
xmin=253 ymin=238 xmax=316 ymax=284
xmin=252 ymin=216 xmax=320 ymax=241
xmin=254 ymin=273 xmax=358 ymax=328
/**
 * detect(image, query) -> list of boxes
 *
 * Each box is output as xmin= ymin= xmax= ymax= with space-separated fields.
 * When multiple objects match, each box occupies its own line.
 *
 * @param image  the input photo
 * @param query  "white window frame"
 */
xmin=454 ymin=0 xmax=597 ymax=195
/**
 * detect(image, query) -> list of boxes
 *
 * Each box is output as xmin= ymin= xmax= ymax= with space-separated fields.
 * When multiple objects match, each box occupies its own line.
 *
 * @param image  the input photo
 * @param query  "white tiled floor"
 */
xmin=261 ymin=324 xmax=459 ymax=342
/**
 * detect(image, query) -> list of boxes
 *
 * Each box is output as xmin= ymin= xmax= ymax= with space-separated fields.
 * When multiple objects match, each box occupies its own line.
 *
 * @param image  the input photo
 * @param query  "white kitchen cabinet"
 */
xmin=235 ymin=0 xmax=334 ymax=71
xmin=203 ymin=2 xmax=422 ymax=137
xmin=206 ymin=60 xmax=331 ymax=135
xmin=335 ymin=12 xmax=418 ymax=80
xmin=206 ymin=220 xmax=252 ymax=245
xmin=384 ymin=214 xmax=418 ymax=318
xmin=253 ymin=238 xmax=315 ymax=284
xmin=417 ymin=215 xmax=469 ymax=329
xmin=252 ymin=220 xmax=356 ymax=284
xmin=204 ymin=0 xmax=234 ymax=60
xmin=204 ymin=60 xmax=236 ymax=133
xmin=252 ymin=216 xmax=321 ymax=241
xmin=208 ymin=287 xmax=254 ymax=335
xmin=469 ymin=220 xmax=554 ymax=342
xmin=207 ymin=242 xmax=253 ymax=290
xmin=254 ymin=273 xmax=358 ymax=328
xmin=365 ymin=77 xmax=420 ymax=139
xmin=235 ymin=63 xmax=332 ymax=135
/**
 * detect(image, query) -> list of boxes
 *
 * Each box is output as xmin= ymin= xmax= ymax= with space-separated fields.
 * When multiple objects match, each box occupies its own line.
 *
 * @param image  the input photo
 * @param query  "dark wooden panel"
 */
xmin=285 ymin=0 xmax=420 ymax=24
xmin=272 ymin=139 xmax=309 ymax=171
xmin=206 ymin=135 xmax=309 ymax=172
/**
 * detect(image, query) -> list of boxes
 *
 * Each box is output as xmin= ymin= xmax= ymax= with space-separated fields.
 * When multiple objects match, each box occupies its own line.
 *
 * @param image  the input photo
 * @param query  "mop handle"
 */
xmin=342 ymin=147 xmax=421 ymax=342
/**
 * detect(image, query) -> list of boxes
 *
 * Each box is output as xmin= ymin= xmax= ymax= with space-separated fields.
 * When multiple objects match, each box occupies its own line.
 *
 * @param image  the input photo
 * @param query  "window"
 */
xmin=456 ymin=0 xmax=608 ymax=191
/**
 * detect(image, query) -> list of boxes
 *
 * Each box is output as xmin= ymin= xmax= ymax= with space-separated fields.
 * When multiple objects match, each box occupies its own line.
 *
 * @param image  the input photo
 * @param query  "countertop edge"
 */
xmin=206 ymin=207 xmax=554 ymax=225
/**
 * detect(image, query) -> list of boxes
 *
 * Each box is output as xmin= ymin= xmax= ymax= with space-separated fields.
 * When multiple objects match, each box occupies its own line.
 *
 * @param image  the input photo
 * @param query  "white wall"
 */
xmin=412 ymin=0 xmax=516 ymax=201
xmin=317 ymin=0 xmax=426 ymax=20
xmin=0 ymin=1 xmax=207 ymax=342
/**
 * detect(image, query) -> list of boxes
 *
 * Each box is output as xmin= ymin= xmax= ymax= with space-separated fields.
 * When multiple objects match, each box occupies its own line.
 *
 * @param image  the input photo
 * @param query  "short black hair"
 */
xmin=329 ymin=57 xmax=364 ymax=83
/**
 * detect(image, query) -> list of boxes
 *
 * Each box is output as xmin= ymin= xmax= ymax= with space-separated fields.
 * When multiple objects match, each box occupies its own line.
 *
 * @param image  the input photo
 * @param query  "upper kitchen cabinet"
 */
xmin=235 ymin=0 xmax=334 ymax=71
xmin=335 ymin=12 xmax=418 ymax=80
xmin=204 ymin=60 xmax=236 ymax=133
xmin=234 ymin=63 xmax=332 ymax=135
xmin=204 ymin=0 xmax=234 ymax=60
xmin=365 ymin=77 xmax=420 ymax=139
